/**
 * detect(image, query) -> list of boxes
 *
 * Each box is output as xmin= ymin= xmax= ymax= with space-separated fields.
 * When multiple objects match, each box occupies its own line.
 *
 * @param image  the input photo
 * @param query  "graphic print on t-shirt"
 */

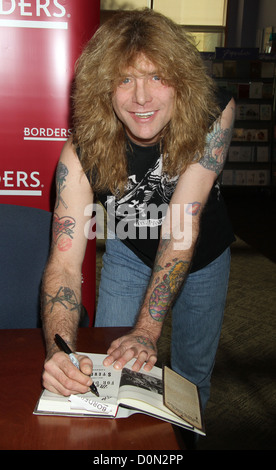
xmin=105 ymin=155 xmax=178 ymax=238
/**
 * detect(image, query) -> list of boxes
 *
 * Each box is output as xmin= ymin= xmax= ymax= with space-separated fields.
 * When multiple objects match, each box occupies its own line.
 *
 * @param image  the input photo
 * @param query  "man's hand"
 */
xmin=103 ymin=329 xmax=158 ymax=372
xmin=42 ymin=352 xmax=93 ymax=396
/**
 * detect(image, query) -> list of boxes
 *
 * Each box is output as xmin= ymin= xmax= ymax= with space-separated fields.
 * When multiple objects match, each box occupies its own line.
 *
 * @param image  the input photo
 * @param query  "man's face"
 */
xmin=112 ymin=55 xmax=175 ymax=146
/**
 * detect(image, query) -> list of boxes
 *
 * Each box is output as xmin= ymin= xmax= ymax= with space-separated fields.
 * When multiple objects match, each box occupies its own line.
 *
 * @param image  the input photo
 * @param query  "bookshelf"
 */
xmin=202 ymin=48 xmax=276 ymax=190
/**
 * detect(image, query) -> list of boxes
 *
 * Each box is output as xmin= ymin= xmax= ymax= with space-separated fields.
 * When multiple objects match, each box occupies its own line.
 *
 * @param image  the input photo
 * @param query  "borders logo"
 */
xmin=24 ymin=127 xmax=72 ymax=142
xmin=0 ymin=0 xmax=69 ymax=30
xmin=0 ymin=170 xmax=43 ymax=196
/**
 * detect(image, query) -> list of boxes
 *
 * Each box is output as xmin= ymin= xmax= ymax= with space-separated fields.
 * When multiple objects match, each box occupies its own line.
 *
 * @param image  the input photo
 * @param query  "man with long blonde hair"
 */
xmin=41 ymin=9 xmax=235 ymax=416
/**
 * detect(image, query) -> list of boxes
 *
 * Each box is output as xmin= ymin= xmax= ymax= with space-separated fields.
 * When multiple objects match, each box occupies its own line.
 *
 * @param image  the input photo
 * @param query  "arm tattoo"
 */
xmin=200 ymin=111 xmax=234 ymax=175
xmin=185 ymin=201 xmax=201 ymax=216
xmin=149 ymin=259 xmax=189 ymax=322
xmin=53 ymin=213 xmax=75 ymax=251
xmin=135 ymin=336 xmax=155 ymax=350
xmin=55 ymin=162 xmax=68 ymax=210
xmin=42 ymin=286 xmax=81 ymax=315
xmin=149 ymin=201 xmax=200 ymax=321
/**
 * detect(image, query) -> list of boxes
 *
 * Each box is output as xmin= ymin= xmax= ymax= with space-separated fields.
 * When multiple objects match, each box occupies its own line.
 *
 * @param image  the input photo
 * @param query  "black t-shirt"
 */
xmin=95 ymin=90 xmax=235 ymax=272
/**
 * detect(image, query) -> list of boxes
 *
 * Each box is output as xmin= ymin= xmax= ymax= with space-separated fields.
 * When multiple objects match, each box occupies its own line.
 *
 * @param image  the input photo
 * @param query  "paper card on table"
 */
xmin=163 ymin=366 xmax=204 ymax=432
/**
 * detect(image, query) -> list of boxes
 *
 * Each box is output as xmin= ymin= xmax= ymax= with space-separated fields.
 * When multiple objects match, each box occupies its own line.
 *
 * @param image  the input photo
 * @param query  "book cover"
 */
xmin=163 ymin=366 xmax=203 ymax=432
xmin=232 ymin=128 xmax=246 ymax=141
xmin=246 ymin=170 xmax=270 ymax=186
xmin=228 ymin=146 xmax=253 ymax=162
xmin=236 ymin=104 xmax=259 ymax=120
xmin=249 ymin=82 xmax=263 ymax=99
xmin=250 ymin=61 xmax=262 ymax=78
xmin=256 ymin=146 xmax=269 ymax=162
xmin=223 ymin=60 xmax=237 ymax=78
xmin=261 ymin=62 xmax=275 ymax=78
xmin=221 ymin=170 xmax=234 ymax=185
xmin=262 ymin=83 xmax=273 ymax=99
xmin=260 ymin=104 xmax=272 ymax=121
xmin=235 ymin=170 xmax=247 ymax=185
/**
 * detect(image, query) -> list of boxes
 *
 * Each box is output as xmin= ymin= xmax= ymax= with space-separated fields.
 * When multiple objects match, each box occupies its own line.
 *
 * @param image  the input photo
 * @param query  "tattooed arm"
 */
xmin=104 ymin=97 xmax=235 ymax=372
xmin=41 ymin=138 xmax=94 ymax=395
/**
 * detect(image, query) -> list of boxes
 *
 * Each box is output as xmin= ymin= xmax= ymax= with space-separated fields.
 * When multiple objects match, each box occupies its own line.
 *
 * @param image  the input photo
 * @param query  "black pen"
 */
xmin=55 ymin=333 xmax=99 ymax=397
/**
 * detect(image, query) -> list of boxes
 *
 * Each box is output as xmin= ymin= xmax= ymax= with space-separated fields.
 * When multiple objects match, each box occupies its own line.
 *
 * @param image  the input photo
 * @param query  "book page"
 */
xmin=116 ymin=364 xmax=193 ymax=427
xmin=35 ymin=353 xmax=122 ymax=416
xmin=117 ymin=362 xmax=163 ymax=408
xmin=163 ymin=366 xmax=204 ymax=431
xmin=69 ymin=353 xmax=122 ymax=413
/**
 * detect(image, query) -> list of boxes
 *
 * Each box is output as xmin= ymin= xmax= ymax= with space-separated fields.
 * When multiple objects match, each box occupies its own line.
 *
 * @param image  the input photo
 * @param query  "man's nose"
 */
xmin=133 ymin=79 xmax=152 ymax=106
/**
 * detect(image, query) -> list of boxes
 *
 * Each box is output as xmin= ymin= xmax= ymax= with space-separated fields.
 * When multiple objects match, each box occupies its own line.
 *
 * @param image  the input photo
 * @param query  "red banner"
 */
xmin=0 ymin=0 xmax=100 ymax=321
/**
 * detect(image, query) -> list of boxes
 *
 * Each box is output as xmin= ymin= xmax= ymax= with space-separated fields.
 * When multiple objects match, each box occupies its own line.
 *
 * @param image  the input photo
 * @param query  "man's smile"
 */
xmin=134 ymin=111 xmax=155 ymax=118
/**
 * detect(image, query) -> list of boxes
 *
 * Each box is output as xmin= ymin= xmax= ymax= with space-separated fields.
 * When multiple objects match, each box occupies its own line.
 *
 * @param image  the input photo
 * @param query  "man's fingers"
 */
xmin=105 ymin=347 xmax=137 ymax=370
xmin=131 ymin=350 xmax=149 ymax=371
xmin=132 ymin=350 xmax=158 ymax=372
xmin=78 ymin=354 xmax=93 ymax=376
xmin=104 ymin=346 xmax=157 ymax=372
xmin=43 ymin=352 xmax=93 ymax=395
xmin=143 ymin=354 xmax=158 ymax=371
xmin=43 ymin=369 xmax=81 ymax=396
xmin=103 ymin=332 xmax=158 ymax=371
xmin=106 ymin=337 xmax=125 ymax=355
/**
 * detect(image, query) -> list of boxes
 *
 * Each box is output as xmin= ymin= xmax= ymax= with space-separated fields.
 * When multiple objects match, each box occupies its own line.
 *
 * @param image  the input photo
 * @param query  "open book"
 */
xmin=34 ymin=353 xmax=205 ymax=435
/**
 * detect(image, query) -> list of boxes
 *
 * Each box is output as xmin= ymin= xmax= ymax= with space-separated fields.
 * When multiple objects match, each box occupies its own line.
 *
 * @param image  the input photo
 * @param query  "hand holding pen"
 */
xmin=55 ymin=334 xmax=99 ymax=397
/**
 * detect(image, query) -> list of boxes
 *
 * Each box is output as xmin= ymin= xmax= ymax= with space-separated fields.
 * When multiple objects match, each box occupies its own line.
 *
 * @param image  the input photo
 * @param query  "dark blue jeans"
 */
xmin=95 ymin=237 xmax=231 ymax=411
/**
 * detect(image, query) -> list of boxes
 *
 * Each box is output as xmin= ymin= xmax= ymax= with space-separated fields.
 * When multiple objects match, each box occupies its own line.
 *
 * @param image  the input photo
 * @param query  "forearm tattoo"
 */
xmin=149 ymin=259 xmax=189 ymax=322
xmin=148 ymin=200 xmax=200 ymax=322
xmin=42 ymin=286 xmax=81 ymax=315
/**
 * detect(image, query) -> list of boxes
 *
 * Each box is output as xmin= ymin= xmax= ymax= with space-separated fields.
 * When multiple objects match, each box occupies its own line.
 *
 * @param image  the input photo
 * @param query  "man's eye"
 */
xmin=151 ymin=75 xmax=163 ymax=85
xmin=121 ymin=77 xmax=132 ymax=85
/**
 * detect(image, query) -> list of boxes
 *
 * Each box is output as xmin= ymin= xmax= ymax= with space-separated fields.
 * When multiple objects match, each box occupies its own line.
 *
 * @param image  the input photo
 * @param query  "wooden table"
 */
xmin=0 ymin=327 xmax=185 ymax=450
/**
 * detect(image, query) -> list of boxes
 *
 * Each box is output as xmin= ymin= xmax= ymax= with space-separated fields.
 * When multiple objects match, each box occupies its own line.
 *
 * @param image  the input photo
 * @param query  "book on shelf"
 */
xmin=34 ymin=353 xmax=205 ymax=435
xmin=246 ymin=170 xmax=270 ymax=186
xmin=222 ymin=169 xmax=270 ymax=186
xmin=236 ymin=104 xmax=259 ymax=120
xmin=262 ymin=83 xmax=273 ymax=99
xmin=228 ymin=146 xmax=253 ymax=162
xmin=249 ymin=82 xmax=263 ymax=99
xmin=261 ymin=61 xmax=275 ymax=78
xmin=223 ymin=60 xmax=237 ymax=78
xmin=250 ymin=60 xmax=262 ymax=78
xmin=256 ymin=146 xmax=269 ymax=162
xmin=222 ymin=169 xmax=234 ymax=185
xmin=260 ymin=104 xmax=272 ymax=121
xmin=218 ymin=81 xmax=273 ymax=101
xmin=232 ymin=128 xmax=268 ymax=142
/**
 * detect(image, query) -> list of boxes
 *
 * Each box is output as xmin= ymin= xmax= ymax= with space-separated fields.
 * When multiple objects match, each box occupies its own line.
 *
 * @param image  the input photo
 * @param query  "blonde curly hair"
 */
xmin=72 ymin=8 xmax=219 ymax=196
